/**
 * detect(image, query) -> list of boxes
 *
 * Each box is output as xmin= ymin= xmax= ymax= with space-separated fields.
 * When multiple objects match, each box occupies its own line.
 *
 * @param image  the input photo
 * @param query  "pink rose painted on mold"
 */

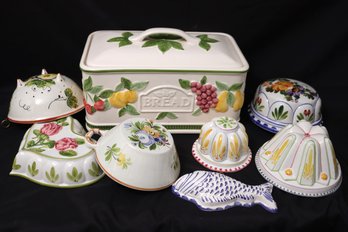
xmin=40 ymin=122 xmax=62 ymax=136
xmin=55 ymin=138 xmax=78 ymax=151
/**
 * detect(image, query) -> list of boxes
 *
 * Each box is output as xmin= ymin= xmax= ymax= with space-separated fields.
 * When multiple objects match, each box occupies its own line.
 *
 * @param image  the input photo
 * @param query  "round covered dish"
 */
xmin=192 ymin=116 xmax=252 ymax=172
xmin=249 ymin=78 xmax=322 ymax=133
xmin=10 ymin=116 xmax=104 ymax=188
xmin=7 ymin=69 xmax=84 ymax=124
xmin=255 ymin=120 xmax=342 ymax=197
xmin=86 ymin=117 xmax=180 ymax=191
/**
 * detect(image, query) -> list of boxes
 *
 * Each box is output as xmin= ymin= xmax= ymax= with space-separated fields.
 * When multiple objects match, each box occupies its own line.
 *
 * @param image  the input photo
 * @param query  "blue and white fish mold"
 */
xmin=172 ymin=170 xmax=278 ymax=213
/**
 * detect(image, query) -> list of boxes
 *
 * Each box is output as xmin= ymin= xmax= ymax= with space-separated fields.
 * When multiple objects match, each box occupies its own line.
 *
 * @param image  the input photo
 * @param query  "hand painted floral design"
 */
xmin=253 ymin=97 xmax=265 ymax=112
xmin=216 ymin=117 xmax=237 ymax=129
xmin=25 ymin=77 xmax=55 ymax=88
xmin=263 ymin=79 xmax=317 ymax=102
xmin=196 ymin=34 xmax=219 ymax=51
xmin=296 ymin=109 xmax=315 ymax=123
xmin=271 ymin=105 xmax=288 ymax=120
xmin=127 ymin=120 xmax=169 ymax=150
xmin=25 ymin=118 xmax=85 ymax=156
xmin=105 ymin=144 xmax=131 ymax=169
xmin=40 ymin=122 xmax=63 ymax=136
xmin=107 ymin=32 xmax=133 ymax=47
xmin=83 ymin=76 xmax=148 ymax=117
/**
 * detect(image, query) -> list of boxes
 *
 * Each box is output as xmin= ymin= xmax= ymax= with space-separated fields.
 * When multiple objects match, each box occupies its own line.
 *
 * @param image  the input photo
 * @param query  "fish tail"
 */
xmin=255 ymin=183 xmax=278 ymax=213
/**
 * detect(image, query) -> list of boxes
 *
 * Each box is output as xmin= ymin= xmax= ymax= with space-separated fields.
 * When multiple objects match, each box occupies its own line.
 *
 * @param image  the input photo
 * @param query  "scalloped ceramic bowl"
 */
xmin=85 ymin=117 xmax=180 ymax=191
xmin=255 ymin=120 xmax=342 ymax=197
xmin=248 ymin=78 xmax=322 ymax=133
xmin=7 ymin=69 xmax=84 ymax=124
xmin=10 ymin=116 xmax=104 ymax=188
xmin=192 ymin=116 xmax=252 ymax=172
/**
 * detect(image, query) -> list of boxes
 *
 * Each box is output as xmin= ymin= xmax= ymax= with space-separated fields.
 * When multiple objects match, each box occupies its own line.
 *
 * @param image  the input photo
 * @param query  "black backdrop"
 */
xmin=1 ymin=1 xmax=348 ymax=231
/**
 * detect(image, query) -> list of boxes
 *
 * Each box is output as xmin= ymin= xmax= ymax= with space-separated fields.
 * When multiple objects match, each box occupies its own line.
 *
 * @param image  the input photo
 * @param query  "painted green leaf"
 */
xmin=59 ymin=150 xmax=77 ymax=157
xmin=46 ymin=167 xmax=59 ymax=183
xmin=67 ymin=167 xmax=83 ymax=182
xmin=94 ymin=95 xmax=101 ymax=102
xmin=103 ymin=100 xmax=111 ymax=111
xmin=64 ymin=88 xmax=73 ymax=97
xmin=179 ymin=79 xmax=191 ymax=89
xmin=192 ymin=108 xmax=202 ymax=116
xmin=121 ymin=78 xmax=132 ymax=90
xmin=25 ymin=79 xmax=55 ymax=88
xmin=138 ymin=142 xmax=146 ymax=149
xmin=27 ymin=148 xmax=45 ymax=153
xmin=89 ymin=86 xmax=103 ymax=94
xmin=27 ymin=140 xmax=36 ymax=147
xmin=28 ymin=161 xmax=39 ymax=177
xmin=114 ymin=82 xmax=125 ymax=92
xmin=46 ymin=140 xmax=56 ymax=148
xmin=122 ymin=32 xmax=133 ymax=38
xmin=227 ymin=92 xmax=235 ymax=106
xmin=88 ymin=162 xmax=101 ymax=177
xmin=67 ymin=96 xmax=78 ymax=108
xmin=156 ymin=112 xmax=178 ymax=120
xmin=124 ymin=105 xmax=140 ymax=115
xmin=99 ymin=90 xmax=114 ymax=99
xmin=56 ymin=117 xmax=67 ymax=123
xmin=158 ymin=40 xmax=171 ymax=53
xmin=130 ymin=81 xmax=149 ymax=91
xmin=75 ymin=138 xmax=85 ymax=145
xmin=12 ymin=158 xmax=21 ymax=170
xmin=83 ymin=77 xmax=93 ymax=91
xmin=228 ymin=83 xmax=243 ymax=91
xmin=33 ymin=129 xmax=41 ymax=136
xmin=199 ymin=41 xmax=210 ymax=51
xmin=119 ymin=40 xmax=132 ymax=47
xmin=118 ymin=108 xmax=127 ymax=117
xmin=149 ymin=143 xmax=156 ymax=150
xmin=107 ymin=37 xmax=124 ymax=42
xmin=142 ymin=40 xmax=159 ymax=48
xmin=169 ymin=41 xmax=184 ymax=50
xmin=200 ymin=76 xmax=207 ymax=85
xmin=216 ymin=81 xmax=229 ymax=91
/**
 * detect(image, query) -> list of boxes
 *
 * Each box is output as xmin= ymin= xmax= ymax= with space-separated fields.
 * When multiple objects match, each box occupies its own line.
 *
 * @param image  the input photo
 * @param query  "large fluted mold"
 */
xmin=255 ymin=120 xmax=342 ymax=197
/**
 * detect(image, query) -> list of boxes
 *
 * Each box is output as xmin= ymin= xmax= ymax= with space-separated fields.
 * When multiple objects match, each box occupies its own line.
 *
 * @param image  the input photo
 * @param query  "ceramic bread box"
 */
xmin=80 ymin=28 xmax=249 ymax=133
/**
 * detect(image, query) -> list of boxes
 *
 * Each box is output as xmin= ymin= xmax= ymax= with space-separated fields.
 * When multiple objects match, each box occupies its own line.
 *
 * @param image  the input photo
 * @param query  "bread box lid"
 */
xmin=80 ymin=28 xmax=249 ymax=73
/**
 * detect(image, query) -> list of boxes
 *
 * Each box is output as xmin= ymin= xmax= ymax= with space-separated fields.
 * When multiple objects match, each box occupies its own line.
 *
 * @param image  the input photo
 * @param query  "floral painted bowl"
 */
xmin=85 ymin=118 xmax=180 ymax=191
xmin=10 ymin=116 xmax=104 ymax=188
xmin=192 ymin=116 xmax=252 ymax=172
xmin=255 ymin=120 xmax=342 ymax=197
xmin=7 ymin=69 xmax=84 ymax=124
xmin=248 ymin=78 xmax=322 ymax=133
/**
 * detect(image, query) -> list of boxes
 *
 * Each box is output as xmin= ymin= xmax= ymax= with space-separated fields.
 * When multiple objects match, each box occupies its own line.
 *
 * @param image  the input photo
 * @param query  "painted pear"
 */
xmin=232 ymin=90 xmax=244 ymax=111
xmin=215 ymin=91 xmax=229 ymax=112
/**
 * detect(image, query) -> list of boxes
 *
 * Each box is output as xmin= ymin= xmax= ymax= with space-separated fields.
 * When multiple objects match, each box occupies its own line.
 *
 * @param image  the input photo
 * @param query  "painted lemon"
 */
xmin=232 ymin=90 xmax=244 ymax=111
xmin=109 ymin=91 xmax=129 ymax=108
xmin=215 ymin=91 xmax=229 ymax=112
xmin=127 ymin=90 xmax=138 ymax=103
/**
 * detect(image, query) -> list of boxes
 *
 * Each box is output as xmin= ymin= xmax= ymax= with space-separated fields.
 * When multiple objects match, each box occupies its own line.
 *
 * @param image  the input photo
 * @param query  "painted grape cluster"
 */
xmin=190 ymin=82 xmax=218 ymax=113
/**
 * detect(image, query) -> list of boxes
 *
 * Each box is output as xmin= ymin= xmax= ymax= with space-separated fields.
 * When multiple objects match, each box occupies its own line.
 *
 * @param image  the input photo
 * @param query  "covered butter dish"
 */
xmin=192 ymin=116 xmax=252 ymax=172
xmin=80 ymin=27 xmax=249 ymax=133
xmin=249 ymin=78 xmax=322 ymax=133
xmin=10 ymin=116 xmax=104 ymax=188
xmin=255 ymin=120 xmax=342 ymax=197
xmin=7 ymin=69 xmax=84 ymax=124
xmin=85 ymin=117 xmax=180 ymax=191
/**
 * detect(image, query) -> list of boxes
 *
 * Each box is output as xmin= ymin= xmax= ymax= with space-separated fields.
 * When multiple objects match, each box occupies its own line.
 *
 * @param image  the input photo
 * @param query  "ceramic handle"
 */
xmin=85 ymin=128 xmax=102 ymax=149
xmin=131 ymin=28 xmax=198 ymax=45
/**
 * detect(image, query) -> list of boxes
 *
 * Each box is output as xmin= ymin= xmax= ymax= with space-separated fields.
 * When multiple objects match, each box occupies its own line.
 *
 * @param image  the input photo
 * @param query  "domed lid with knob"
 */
xmin=248 ymin=78 xmax=322 ymax=133
xmin=192 ymin=116 xmax=252 ymax=172
xmin=7 ymin=69 xmax=84 ymax=124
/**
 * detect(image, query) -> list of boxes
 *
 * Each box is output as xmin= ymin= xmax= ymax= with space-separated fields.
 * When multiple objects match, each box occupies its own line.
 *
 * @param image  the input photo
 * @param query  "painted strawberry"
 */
xmin=85 ymin=104 xmax=95 ymax=114
xmin=94 ymin=100 xmax=105 ymax=111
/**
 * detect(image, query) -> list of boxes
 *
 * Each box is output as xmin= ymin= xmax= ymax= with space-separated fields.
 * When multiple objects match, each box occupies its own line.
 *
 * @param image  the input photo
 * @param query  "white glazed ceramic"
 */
xmin=172 ymin=170 xmax=277 ymax=212
xmin=249 ymin=78 xmax=322 ymax=133
xmin=8 ymin=69 xmax=84 ymax=124
xmin=80 ymin=28 xmax=249 ymax=133
xmin=255 ymin=120 xmax=342 ymax=197
xmin=85 ymin=117 xmax=180 ymax=191
xmin=192 ymin=116 xmax=252 ymax=172
xmin=10 ymin=117 xmax=104 ymax=188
